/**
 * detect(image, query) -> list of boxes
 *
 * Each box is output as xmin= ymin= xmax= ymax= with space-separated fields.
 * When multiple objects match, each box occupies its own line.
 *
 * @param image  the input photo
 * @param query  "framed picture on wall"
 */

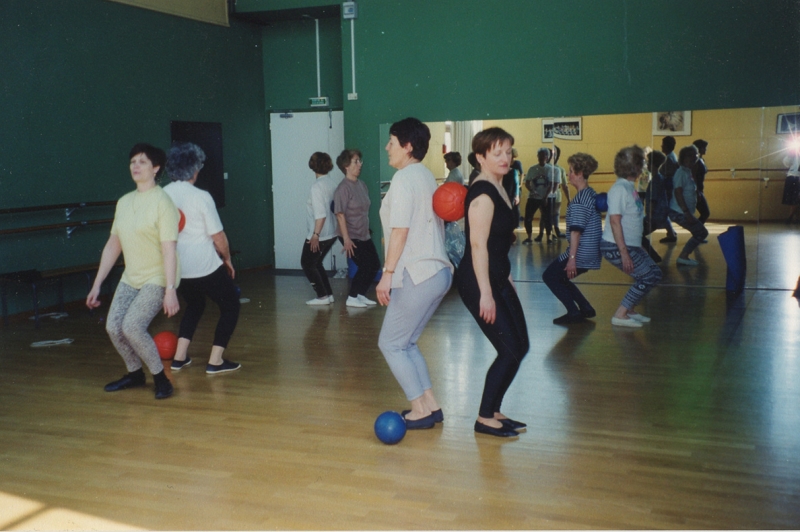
xmin=553 ymin=117 xmax=582 ymax=140
xmin=652 ymin=111 xmax=692 ymax=136
xmin=776 ymin=112 xmax=800 ymax=134
xmin=542 ymin=119 xmax=554 ymax=142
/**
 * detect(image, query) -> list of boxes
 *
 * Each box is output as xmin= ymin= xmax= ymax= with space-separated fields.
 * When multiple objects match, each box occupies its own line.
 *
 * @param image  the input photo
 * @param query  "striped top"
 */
xmin=558 ymin=186 xmax=602 ymax=269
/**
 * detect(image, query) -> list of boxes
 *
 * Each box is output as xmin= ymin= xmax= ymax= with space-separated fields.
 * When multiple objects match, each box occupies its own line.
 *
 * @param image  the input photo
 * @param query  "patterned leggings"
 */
xmin=600 ymin=241 xmax=663 ymax=310
xmin=106 ymin=282 xmax=165 ymax=374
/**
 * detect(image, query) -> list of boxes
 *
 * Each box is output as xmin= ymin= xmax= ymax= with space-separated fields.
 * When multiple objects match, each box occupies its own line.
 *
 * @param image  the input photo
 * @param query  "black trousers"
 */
xmin=696 ymin=192 xmax=710 ymax=224
xmin=177 ymin=265 xmax=240 ymax=348
xmin=300 ymin=237 xmax=335 ymax=298
xmin=542 ymin=255 xmax=592 ymax=317
xmin=346 ymin=237 xmax=380 ymax=298
xmin=456 ymin=271 xmax=529 ymax=418
xmin=524 ymin=198 xmax=545 ymax=238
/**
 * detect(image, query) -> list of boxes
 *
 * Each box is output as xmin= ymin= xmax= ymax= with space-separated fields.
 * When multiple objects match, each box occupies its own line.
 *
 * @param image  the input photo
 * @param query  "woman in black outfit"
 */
xmin=456 ymin=127 xmax=529 ymax=438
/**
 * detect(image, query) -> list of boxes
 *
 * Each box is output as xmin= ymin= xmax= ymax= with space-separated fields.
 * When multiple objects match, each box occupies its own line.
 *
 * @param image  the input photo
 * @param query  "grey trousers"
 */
xmin=106 ymin=282 xmax=165 ymax=375
xmin=378 ymin=268 xmax=452 ymax=401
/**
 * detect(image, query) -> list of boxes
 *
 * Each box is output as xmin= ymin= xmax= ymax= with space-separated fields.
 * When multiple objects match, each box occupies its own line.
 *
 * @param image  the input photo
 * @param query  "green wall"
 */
xmin=1 ymin=0 xmax=269 ymax=315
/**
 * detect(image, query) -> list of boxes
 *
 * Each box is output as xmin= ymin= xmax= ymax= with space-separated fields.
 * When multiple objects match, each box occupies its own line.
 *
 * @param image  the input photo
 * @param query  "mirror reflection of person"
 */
xmin=164 ymin=143 xmax=241 ymax=375
xmin=668 ymin=145 xmax=709 ymax=267
xmin=86 ymin=143 xmax=179 ymax=400
xmin=443 ymin=151 xmax=464 ymax=185
xmin=467 ymin=151 xmax=481 ymax=186
xmin=502 ymin=147 xmax=522 ymax=231
xmin=376 ymin=117 xmax=453 ymax=430
xmin=456 ymin=127 xmax=529 ymax=438
xmin=522 ymin=148 xmax=551 ymax=243
xmin=549 ymin=145 xmax=571 ymax=239
xmin=657 ymin=136 xmax=680 ymax=243
xmin=782 ymin=146 xmax=800 ymax=224
xmin=641 ymin=150 xmax=669 ymax=263
xmin=692 ymin=139 xmax=710 ymax=224
xmin=334 ymin=149 xmax=381 ymax=308
xmin=301 ymin=152 xmax=339 ymax=306
xmin=600 ymin=145 xmax=663 ymax=328
xmin=542 ymin=153 xmax=601 ymax=325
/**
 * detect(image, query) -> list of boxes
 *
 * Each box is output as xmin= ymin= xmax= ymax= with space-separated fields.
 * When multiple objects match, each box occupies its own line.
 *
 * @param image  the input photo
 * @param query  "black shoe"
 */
xmin=171 ymin=357 xmax=192 ymax=371
xmin=580 ymin=307 xmax=597 ymax=319
xmin=154 ymin=377 xmax=173 ymax=400
xmin=404 ymin=413 xmax=436 ymax=430
xmin=522 ymin=238 xmax=532 ymax=244
xmin=104 ymin=371 xmax=146 ymax=392
xmin=402 ymin=409 xmax=443 ymax=423
xmin=659 ymin=235 xmax=677 ymax=243
xmin=533 ymin=235 xmax=543 ymax=242
xmin=474 ymin=420 xmax=518 ymax=438
xmin=498 ymin=417 xmax=527 ymax=430
xmin=553 ymin=313 xmax=586 ymax=325
xmin=206 ymin=359 xmax=241 ymax=375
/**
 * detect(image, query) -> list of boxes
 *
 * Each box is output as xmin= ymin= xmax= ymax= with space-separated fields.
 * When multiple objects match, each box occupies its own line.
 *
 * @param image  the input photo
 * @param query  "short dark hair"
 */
xmin=389 ymin=117 xmax=431 ymax=161
xmin=678 ymin=144 xmax=699 ymax=166
xmin=647 ymin=150 xmax=667 ymax=173
xmin=566 ymin=153 xmax=598 ymax=179
xmin=308 ymin=152 xmax=333 ymax=175
xmin=467 ymin=152 xmax=478 ymax=168
xmin=614 ymin=145 xmax=646 ymax=178
xmin=472 ymin=127 xmax=514 ymax=157
xmin=553 ymin=145 xmax=561 ymax=163
xmin=336 ymin=149 xmax=362 ymax=173
xmin=693 ymin=139 xmax=708 ymax=151
xmin=129 ymin=143 xmax=166 ymax=177
xmin=661 ymin=136 xmax=676 ymax=151
xmin=444 ymin=151 xmax=462 ymax=166
xmin=166 ymin=142 xmax=206 ymax=182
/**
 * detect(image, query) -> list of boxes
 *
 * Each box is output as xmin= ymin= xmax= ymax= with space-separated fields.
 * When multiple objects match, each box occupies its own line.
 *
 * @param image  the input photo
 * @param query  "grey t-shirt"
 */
xmin=525 ymin=165 xmax=550 ymax=200
xmin=333 ymin=177 xmax=371 ymax=241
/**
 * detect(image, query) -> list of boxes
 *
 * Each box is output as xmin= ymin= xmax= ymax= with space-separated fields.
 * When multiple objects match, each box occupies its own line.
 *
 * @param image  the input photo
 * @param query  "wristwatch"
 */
xmin=382 ymin=267 xmax=395 ymax=274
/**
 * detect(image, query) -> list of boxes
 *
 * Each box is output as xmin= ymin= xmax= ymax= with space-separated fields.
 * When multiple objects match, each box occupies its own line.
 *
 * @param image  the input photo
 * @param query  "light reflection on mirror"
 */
xmin=380 ymin=104 xmax=799 ymax=290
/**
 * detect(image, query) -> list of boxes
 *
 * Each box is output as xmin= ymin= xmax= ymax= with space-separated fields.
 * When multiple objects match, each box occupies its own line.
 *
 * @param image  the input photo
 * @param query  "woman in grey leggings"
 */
xmin=376 ymin=118 xmax=453 ymax=430
xmin=86 ymin=143 xmax=180 ymax=399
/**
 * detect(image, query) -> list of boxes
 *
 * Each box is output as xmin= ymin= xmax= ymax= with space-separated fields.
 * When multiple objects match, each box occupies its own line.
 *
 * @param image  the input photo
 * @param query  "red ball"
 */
xmin=178 ymin=209 xmax=186 ymax=232
xmin=433 ymin=182 xmax=467 ymax=222
xmin=153 ymin=331 xmax=178 ymax=360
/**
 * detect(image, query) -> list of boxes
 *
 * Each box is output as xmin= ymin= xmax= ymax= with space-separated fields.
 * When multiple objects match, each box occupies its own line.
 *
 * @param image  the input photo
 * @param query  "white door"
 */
xmin=271 ymin=111 xmax=345 ymax=270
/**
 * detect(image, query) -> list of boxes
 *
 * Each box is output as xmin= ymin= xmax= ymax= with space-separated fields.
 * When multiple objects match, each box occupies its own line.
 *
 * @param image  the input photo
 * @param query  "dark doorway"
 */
xmin=170 ymin=121 xmax=225 ymax=208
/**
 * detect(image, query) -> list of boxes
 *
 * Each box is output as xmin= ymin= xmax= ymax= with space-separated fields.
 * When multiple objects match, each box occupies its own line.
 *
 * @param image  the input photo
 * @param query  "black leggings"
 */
xmin=300 ymin=237 xmax=335 ymax=298
xmin=524 ymin=198 xmax=545 ymax=238
xmin=177 ymin=265 xmax=240 ymax=348
xmin=346 ymin=237 xmax=380 ymax=298
xmin=457 ymin=273 xmax=529 ymax=418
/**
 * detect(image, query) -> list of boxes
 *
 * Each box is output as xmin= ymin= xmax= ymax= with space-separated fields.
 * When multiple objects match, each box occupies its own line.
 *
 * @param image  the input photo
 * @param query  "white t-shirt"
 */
xmin=163 ymin=181 xmax=224 ymax=279
xmin=306 ymin=174 xmax=339 ymax=241
xmin=379 ymin=163 xmax=453 ymax=289
xmin=602 ymin=178 xmax=644 ymax=246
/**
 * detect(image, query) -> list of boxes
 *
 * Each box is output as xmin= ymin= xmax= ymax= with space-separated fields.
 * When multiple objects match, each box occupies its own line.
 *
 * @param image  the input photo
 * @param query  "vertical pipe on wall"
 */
xmin=315 ymin=19 xmax=321 ymax=97
xmin=350 ymin=18 xmax=356 ymax=94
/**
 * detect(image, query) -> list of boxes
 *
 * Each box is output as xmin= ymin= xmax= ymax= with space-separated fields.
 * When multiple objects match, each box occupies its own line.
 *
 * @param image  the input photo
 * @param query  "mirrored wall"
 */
xmin=380 ymin=104 xmax=800 ymax=291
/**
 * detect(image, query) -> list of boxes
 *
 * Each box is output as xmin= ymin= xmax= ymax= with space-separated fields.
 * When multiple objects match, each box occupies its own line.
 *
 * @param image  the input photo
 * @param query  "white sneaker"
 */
xmin=627 ymin=312 xmax=651 ymax=323
xmin=306 ymin=296 xmax=332 ymax=306
xmin=346 ymin=296 xmax=367 ymax=308
xmin=611 ymin=316 xmax=643 ymax=328
xmin=357 ymin=295 xmax=377 ymax=306
xmin=328 ymin=295 xmax=335 ymax=303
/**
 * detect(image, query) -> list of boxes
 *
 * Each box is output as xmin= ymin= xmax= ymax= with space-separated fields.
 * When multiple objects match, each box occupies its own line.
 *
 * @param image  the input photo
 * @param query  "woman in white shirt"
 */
xmin=301 ymin=152 xmax=339 ymax=305
xmin=376 ymin=117 xmax=453 ymax=431
xmin=600 ymin=146 xmax=663 ymax=328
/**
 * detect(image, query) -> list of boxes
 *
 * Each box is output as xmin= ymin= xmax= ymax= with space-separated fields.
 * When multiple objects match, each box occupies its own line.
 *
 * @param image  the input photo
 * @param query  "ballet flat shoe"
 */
xmin=474 ymin=420 xmax=518 ymax=438
xmin=401 ymin=409 xmax=443 ymax=423
xmin=404 ymin=413 xmax=436 ymax=430
xmin=498 ymin=417 xmax=527 ymax=430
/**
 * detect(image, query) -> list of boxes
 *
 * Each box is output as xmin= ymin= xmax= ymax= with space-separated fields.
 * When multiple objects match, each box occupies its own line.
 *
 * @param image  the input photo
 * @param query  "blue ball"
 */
xmin=595 ymin=192 xmax=608 ymax=213
xmin=374 ymin=411 xmax=407 ymax=445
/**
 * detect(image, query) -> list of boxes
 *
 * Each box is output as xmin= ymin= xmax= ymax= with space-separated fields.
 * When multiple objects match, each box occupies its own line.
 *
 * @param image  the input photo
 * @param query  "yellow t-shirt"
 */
xmin=111 ymin=186 xmax=181 ymax=289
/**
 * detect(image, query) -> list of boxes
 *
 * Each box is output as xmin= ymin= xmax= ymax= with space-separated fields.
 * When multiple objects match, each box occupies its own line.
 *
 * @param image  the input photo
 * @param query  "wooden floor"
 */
xmin=1 ymin=223 xmax=799 ymax=530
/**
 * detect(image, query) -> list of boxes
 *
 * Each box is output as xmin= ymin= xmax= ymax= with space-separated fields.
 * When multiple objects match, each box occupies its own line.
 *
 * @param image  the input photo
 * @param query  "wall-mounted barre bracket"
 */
xmin=66 ymin=220 xmax=89 ymax=238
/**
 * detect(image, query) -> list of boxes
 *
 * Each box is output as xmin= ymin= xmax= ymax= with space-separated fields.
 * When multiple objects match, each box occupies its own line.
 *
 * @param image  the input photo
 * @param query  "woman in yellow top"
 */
xmin=86 ymin=143 xmax=180 ymax=400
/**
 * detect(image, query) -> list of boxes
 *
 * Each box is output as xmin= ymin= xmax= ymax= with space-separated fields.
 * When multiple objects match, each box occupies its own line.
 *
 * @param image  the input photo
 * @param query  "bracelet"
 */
xmin=313 ymin=232 xmax=320 ymax=237
xmin=382 ymin=267 xmax=395 ymax=274
xmin=569 ymin=255 xmax=576 ymax=259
